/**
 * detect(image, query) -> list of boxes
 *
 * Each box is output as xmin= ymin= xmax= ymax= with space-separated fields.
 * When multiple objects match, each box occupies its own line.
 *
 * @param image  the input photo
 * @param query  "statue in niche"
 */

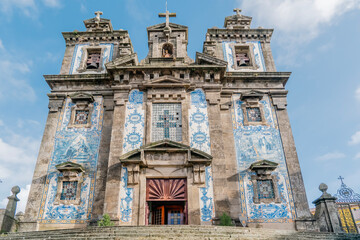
xmin=162 ymin=43 xmax=173 ymax=58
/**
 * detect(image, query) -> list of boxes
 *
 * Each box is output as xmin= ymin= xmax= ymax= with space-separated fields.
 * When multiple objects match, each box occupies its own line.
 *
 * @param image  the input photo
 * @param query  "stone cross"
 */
xmin=338 ymin=176 xmax=344 ymax=184
xmin=159 ymin=10 xmax=176 ymax=28
xmin=233 ymin=8 xmax=242 ymax=16
xmin=95 ymin=11 xmax=103 ymax=26
xmin=157 ymin=110 xmax=177 ymax=139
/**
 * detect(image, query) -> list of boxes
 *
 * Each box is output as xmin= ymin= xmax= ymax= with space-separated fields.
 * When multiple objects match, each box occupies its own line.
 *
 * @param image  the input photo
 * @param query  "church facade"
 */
xmin=21 ymin=9 xmax=315 ymax=231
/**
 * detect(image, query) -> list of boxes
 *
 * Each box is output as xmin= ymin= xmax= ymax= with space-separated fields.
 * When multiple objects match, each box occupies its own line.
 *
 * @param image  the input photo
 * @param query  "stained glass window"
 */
xmin=152 ymin=104 xmax=182 ymax=142
xmin=246 ymin=107 xmax=262 ymax=122
xmin=60 ymin=181 xmax=78 ymax=200
xmin=75 ymin=110 xmax=89 ymax=125
xmin=257 ymin=180 xmax=275 ymax=200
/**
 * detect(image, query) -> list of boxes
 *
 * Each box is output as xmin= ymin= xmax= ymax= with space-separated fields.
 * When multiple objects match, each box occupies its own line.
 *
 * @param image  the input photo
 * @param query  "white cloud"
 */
xmin=0 ymin=138 xmax=36 ymax=164
xmin=349 ymin=131 xmax=360 ymax=145
xmin=238 ymin=0 xmax=360 ymax=65
xmin=355 ymin=87 xmax=360 ymax=101
xmin=0 ymin=0 xmax=37 ymax=17
xmin=42 ymin=0 xmax=61 ymax=8
xmin=354 ymin=152 xmax=360 ymax=159
xmin=240 ymin=0 xmax=360 ymax=42
xmin=17 ymin=184 xmax=31 ymax=213
xmin=316 ymin=151 xmax=346 ymax=162
xmin=0 ymin=39 xmax=4 ymax=50
xmin=0 ymin=44 xmax=36 ymax=102
xmin=80 ymin=3 xmax=87 ymax=13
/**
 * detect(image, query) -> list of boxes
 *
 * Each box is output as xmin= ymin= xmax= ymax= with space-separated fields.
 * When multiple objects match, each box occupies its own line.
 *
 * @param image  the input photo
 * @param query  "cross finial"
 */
xmin=95 ymin=11 xmax=103 ymax=21
xmin=338 ymin=176 xmax=344 ymax=184
xmin=233 ymin=8 xmax=242 ymax=16
xmin=159 ymin=7 xmax=176 ymax=28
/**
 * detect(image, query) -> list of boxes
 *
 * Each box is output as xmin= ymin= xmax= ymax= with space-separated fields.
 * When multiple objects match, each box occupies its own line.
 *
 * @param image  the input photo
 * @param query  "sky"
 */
xmin=0 ymin=0 xmax=360 ymax=214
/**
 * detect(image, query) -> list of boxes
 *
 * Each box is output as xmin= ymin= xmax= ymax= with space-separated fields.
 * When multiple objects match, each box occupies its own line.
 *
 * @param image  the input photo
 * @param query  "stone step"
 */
xmin=2 ymin=226 xmax=359 ymax=240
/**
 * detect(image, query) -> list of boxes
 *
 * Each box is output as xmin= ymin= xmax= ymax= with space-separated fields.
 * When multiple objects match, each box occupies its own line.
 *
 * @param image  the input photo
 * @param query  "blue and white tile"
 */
xmin=38 ymin=97 xmax=104 ymax=224
xmin=199 ymin=166 xmax=215 ymax=222
xmin=119 ymin=167 xmax=134 ymax=223
xmin=122 ymin=90 xmax=145 ymax=154
xmin=231 ymin=94 xmax=295 ymax=223
xmin=189 ymin=89 xmax=211 ymax=154
xmin=69 ymin=43 xmax=114 ymax=74
xmin=222 ymin=41 xmax=266 ymax=72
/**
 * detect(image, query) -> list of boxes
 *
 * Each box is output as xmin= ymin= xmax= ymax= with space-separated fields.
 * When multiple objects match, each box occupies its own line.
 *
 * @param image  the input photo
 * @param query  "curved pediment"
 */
xmin=119 ymin=139 xmax=212 ymax=166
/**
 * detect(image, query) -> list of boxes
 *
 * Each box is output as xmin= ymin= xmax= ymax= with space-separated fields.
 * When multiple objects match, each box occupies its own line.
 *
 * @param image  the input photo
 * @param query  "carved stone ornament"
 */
xmin=119 ymin=139 xmax=212 ymax=185
xmin=68 ymin=93 xmax=94 ymax=128
xmin=54 ymin=161 xmax=85 ymax=205
xmin=249 ymin=160 xmax=281 ymax=204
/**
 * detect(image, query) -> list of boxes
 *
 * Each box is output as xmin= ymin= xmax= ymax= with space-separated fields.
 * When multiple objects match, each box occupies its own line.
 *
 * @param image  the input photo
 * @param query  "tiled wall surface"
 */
xmin=122 ymin=90 xmax=145 ymax=154
xmin=231 ymin=94 xmax=296 ymax=223
xmin=38 ymin=97 xmax=104 ymax=224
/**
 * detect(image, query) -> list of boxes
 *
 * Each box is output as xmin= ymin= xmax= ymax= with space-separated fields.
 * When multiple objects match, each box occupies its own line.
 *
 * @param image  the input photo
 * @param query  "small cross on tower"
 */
xmin=159 ymin=10 xmax=176 ymax=28
xmin=338 ymin=176 xmax=345 ymax=184
xmin=94 ymin=11 xmax=103 ymax=26
xmin=233 ymin=8 xmax=242 ymax=16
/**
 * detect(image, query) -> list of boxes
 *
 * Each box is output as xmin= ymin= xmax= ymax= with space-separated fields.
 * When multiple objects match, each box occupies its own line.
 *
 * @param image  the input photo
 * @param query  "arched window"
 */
xmin=162 ymin=43 xmax=173 ymax=58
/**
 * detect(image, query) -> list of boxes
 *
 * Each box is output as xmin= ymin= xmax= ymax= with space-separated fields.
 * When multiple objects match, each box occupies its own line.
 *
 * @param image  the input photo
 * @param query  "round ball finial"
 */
xmin=11 ymin=186 xmax=20 ymax=195
xmin=319 ymin=183 xmax=328 ymax=193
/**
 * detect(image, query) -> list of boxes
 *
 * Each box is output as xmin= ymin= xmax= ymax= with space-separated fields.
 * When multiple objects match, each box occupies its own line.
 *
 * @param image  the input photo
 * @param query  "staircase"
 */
xmin=1 ymin=225 xmax=359 ymax=240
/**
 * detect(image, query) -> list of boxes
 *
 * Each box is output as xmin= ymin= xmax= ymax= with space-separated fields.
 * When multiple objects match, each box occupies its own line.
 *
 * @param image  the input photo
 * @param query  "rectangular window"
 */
xmin=60 ymin=181 xmax=78 ymax=200
xmin=75 ymin=110 xmax=89 ymax=125
xmin=152 ymin=103 xmax=182 ymax=142
xmin=257 ymin=180 xmax=275 ymax=200
xmin=246 ymin=107 xmax=262 ymax=122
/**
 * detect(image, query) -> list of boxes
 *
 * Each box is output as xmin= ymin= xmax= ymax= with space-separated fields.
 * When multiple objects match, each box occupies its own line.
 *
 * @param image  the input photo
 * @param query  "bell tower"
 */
xmin=141 ymin=8 xmax=193 ymax=65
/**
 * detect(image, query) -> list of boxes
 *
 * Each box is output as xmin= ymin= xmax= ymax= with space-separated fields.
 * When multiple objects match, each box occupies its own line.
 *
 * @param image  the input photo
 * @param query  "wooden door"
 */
xmin=167 ymin=206 xmax=183 ymax=225
xmin=152 ymin=205 xmax=165 ymax=225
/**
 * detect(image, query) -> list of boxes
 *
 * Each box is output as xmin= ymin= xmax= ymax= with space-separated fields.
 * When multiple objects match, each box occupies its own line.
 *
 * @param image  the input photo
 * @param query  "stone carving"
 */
xmin=0 ymin=186 xmax=20 ymax=232
xmin=313 ymin=183 xmax=343 ymax=233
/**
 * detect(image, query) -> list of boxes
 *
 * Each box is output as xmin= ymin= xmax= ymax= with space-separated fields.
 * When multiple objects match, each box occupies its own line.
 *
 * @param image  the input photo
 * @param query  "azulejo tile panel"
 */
xmin=189 ymin=89 xmax=211 ymax=155
xmin=69 ymin=43 xmax=114 ymax=74
xmin=222 ymin=41 xmax=266 ymax=72
xmin=38 ymin=97 xmax=104 ymax=224
xmin=231 ymin=94 xmax=296 ymax=223
xmin=122 ymin=90 xmax=145 ymax=154
xmin=199 ymin=166 xmax=215 ymax=222
xmin=119 ymin=167 xmax=133 ymax=223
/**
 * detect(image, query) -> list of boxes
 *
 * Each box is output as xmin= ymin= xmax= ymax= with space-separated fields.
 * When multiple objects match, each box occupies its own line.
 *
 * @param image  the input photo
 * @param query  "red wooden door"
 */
xmin=152 ymin=205 xmax=165 ymax=225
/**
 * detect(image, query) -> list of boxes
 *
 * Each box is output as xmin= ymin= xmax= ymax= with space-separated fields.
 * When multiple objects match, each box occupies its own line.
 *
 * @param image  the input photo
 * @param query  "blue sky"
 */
xmin=0 ymin=0 xmax=360 ymax=213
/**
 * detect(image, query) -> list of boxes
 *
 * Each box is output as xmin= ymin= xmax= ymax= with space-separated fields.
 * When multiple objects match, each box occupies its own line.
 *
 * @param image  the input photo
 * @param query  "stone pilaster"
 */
xmin=91 ymin=95 xmax=114 ymax=223
xmin=103 ymin=90 xmax=128 ymax=222
xmin=206 ymin=91 xmax=227 ymax=216
xmin=19 ymin=97 xmax=64 ymax=232
xmin=272 ymin=93 xmax=317 ymax=231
